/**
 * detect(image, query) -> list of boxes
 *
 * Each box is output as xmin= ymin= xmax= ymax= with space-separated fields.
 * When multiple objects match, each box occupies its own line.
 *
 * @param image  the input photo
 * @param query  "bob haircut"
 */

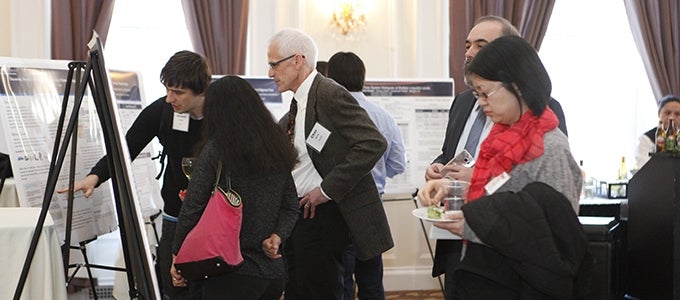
xmin=327 ymin=52 xmax=366 ymax=92
xmin=466 ymin=35 xmax=551 ymax=116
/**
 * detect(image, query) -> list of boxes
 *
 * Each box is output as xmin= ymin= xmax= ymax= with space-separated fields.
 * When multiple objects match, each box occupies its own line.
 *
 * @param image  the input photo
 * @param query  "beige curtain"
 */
xmin=51 ymin=0 xmax=116 ymax=60
xmin=181 ymin=0 xmax=249 ymax=75
xmin=624 ymin=0 xmax=680 ymax=102
xmin=449 ymin=0 xmax=555 ymax=94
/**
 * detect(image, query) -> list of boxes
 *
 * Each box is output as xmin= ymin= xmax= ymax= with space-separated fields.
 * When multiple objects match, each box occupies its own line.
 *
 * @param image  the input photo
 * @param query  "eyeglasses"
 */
xmin=269 ymin=54 xmax=297 ymax=70
xmin=472 ymin=84 xmax=504 ymax=100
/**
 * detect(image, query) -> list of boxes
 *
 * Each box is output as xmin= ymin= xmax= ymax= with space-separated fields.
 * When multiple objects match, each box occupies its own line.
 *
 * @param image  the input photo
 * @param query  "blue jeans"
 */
xmin=342 ymin=244 xmax=385 ymax=300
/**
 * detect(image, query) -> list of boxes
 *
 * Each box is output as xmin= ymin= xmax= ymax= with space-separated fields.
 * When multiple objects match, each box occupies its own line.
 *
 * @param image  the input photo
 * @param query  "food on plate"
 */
xmin=427 ymin=206 xmax=443 ymax=219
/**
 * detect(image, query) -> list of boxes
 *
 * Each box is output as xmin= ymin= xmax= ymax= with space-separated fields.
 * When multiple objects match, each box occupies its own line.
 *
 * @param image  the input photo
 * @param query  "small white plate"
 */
xmin=411 ymin=207 xmax=461 ymax=223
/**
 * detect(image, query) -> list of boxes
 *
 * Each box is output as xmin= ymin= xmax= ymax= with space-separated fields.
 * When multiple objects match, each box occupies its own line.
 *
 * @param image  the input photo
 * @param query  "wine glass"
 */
xmin=181 ymin=157 xmax=195 ymax=180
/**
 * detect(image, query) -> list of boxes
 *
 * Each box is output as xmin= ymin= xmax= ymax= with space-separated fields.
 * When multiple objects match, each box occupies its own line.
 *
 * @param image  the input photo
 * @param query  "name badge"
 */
xmin=484 ymin=171 xmax=510 ymax=195
xmin=306 ymin=122 xmax=331 ymax=152
xmin=172 ymin=112 xmax=190 ymax=132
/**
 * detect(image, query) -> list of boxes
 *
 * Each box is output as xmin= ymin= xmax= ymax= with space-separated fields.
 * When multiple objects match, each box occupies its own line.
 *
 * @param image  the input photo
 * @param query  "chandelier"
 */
xmin=330 ymin=2 xmax=366 ymax=38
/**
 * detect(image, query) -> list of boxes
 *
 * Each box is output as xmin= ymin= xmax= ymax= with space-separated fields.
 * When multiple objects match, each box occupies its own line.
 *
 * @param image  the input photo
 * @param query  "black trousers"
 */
xmin=433 ymin=240 xmax=463 ymax=300
xmin=161 ymin=220 xmax=205 ymax=300
xmin=201 ymin=273 xmax=285 ymax=300
xmin=284 ymin=201 xmax=351 ymax=300
xmin=452 ymin=270 xmax=519 ymax=299
xmin=342 ymin=244 xmax=385 ymax=300
xmin=159 ymin=219 xmax=191 ymax=300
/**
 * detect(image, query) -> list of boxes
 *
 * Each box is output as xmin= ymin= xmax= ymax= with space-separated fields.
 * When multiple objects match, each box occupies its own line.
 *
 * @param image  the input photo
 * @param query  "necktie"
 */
xmin=463 ymin=107 xmax=486 ymax=155
xmin=286 ymin=98 xmax=298 ymax=145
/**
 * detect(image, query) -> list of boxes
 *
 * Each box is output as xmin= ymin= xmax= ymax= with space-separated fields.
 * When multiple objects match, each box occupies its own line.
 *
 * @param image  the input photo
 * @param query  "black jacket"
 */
xmin=458 ymin=182 xmax=592 ymax=299
xmin=89 ymin=97 xmax=203 ymax=217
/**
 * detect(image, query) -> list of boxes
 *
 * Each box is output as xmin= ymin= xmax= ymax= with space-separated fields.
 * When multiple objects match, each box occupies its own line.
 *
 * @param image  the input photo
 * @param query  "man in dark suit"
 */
xmin=267 ymin=29 xmax=393 ymax=300
xmin=424 ymin=16 xmax=568 ymax=300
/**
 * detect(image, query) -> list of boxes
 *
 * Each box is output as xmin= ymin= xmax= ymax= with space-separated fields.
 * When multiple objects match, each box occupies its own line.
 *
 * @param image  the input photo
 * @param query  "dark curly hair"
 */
xmin=200 ymin=75 xmax=297 ymax=176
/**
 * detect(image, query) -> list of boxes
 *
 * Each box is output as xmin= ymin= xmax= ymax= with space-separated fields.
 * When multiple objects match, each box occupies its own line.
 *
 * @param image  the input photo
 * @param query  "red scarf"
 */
xmin=467 ymin=107 xmax=559 ymax=201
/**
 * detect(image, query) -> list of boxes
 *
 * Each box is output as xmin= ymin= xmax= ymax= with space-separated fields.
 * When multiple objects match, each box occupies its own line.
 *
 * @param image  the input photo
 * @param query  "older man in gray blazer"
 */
xmin=267 ymin=29 xmax=393 ymax=300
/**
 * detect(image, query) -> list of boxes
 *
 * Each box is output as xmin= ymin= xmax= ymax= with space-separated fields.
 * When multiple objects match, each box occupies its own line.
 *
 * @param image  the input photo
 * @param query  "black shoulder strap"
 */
xmin=154 ymin=148 xmax=167 ymax=180
xmin=152 ymin=101 xmax=173 ymax=179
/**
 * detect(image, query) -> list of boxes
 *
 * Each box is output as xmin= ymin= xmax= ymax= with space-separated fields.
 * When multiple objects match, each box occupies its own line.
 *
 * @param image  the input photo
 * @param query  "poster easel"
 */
xmin=13 ymin=34 xmax=160 ymax=299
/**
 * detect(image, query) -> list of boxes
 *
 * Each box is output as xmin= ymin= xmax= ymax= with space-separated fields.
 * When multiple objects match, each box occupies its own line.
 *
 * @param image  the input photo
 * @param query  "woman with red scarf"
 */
xmin=418 ymin=36 xmax=584 ymax=299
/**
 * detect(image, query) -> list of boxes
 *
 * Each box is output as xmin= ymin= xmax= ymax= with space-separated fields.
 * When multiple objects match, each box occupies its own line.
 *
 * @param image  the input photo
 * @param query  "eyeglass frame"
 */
xmin=269 ymin=54 xmax=300 ymax=70
xmin=472 ymin=84 xmax=505 ymax=100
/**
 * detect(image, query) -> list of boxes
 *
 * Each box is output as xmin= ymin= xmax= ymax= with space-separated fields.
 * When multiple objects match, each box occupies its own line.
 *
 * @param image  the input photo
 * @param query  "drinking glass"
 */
xmin=181 ymin=157 xmax=195 ymax=180
xmin=443 ymin=180 xmax=469 ymax=212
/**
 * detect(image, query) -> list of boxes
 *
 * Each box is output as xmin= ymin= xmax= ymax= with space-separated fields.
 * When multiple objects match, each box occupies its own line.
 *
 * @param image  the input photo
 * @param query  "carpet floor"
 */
xmin=277 ymin=289 xmax=445 ymax=300
xmin=385 ymin=290 xmax=445 ymax=300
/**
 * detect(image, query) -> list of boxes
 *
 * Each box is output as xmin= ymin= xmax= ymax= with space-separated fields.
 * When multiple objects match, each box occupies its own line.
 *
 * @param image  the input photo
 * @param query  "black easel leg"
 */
xmin=12 ymin=62 xmax=88 ymax=300
xmin=79 ymin=241 xmax=99 ymax=300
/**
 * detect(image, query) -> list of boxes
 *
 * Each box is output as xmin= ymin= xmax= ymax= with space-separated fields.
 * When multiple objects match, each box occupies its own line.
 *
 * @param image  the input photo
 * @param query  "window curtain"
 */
xmin=449 ymin=0 xmax=555 ymax=94
xmin=181 ymin=0 xmax=249 ymax=75
xmin=624 ymin=0 xmax=680 ymax=102
xmin=51 ymin=0 xmax=116 ymax=60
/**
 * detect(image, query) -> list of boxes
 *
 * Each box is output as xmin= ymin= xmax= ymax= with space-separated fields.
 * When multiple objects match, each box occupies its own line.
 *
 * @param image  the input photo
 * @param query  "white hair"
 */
xmin=268 ymin=28 xmax=318 ymax=69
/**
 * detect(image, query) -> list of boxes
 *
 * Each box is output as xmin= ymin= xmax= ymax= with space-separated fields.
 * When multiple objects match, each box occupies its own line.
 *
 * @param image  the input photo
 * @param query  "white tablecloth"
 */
xmin=0 ymin=178 xmax=20 ymax=207
xmin=0 ymin=208 xmax=67 ymax=300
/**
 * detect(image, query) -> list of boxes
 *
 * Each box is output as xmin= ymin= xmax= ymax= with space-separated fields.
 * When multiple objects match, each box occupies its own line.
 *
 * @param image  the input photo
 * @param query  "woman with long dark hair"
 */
xmin=171 ymin=75 xmax=298 ymax=299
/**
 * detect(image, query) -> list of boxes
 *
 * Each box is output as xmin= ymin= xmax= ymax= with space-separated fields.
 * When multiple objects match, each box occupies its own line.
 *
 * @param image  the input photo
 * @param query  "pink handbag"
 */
xmin=174 ymin=161 xmax=244 ymax=280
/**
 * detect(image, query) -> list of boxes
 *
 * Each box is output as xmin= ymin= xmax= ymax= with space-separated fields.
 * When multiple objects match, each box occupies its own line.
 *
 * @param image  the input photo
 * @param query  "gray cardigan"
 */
xmin=496 ymin=129 xmax=582 ymax=212
xmin=464 ymin=128 xmax=582 ymax=243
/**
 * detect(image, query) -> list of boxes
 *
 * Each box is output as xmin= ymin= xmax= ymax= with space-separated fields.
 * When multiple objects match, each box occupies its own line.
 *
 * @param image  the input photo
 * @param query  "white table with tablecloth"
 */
xmin=0 ymin=207 xmax=67 ymax=300
xmin=0 ymin=178 xmax=19 ymax=207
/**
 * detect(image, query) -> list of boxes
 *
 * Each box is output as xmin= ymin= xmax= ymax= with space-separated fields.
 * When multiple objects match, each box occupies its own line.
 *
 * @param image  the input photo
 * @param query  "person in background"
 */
xmin=635 ymin=94 xmax=680 ymax=168
xmin=170 ymin=75 xmax=299 ymax=299
xmin=419 ymin=35 xmax=583 ymax=298
xmin=58 ymin=50 xmax=211 ymax=299
xmin=423 ymin=16 xmax=569 ymax=299
xmin=327 ymin=51 xmax=407 ymax=300
xmin=267 ymin=28 xmax=392 ymax=300
xmin=316 ymin=61 xmax=328 ymax=75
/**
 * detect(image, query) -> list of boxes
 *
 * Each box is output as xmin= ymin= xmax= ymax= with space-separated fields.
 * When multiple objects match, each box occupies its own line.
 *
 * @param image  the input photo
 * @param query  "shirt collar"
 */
xmin=293 ymin=70 xmax=318 ymax=107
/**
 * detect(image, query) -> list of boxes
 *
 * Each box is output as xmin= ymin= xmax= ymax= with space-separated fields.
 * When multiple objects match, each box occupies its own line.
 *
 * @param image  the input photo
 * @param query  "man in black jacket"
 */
xmin=58 ymin=50 xmax=211 ymax=299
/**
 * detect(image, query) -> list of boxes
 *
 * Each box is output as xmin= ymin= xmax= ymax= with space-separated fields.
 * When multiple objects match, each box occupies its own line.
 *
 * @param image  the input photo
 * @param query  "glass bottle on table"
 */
xmin=617 ymin=156 xmax=628 ymax=181
xmin=655 ymin=119 xmax=665 ymax=153
xmin=665 ymin=118 xmax=676 ymax=153
xmin=579 ymin=160 xmax=586 ymax=200
xmin=676 ymin=122 xmax=680 ymax=152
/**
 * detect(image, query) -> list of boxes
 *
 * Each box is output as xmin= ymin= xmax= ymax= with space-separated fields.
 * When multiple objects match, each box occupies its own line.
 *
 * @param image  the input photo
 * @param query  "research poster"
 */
xmin=236 ymin=77 xmax=454 ymax=198
xmin=155 ymin=76 xmax=452 ymax=200
xmin=363 ymin=79 xmax=454 ymax=197
xmin=215 ymin=76 xmax=287 ymax=119
xmin=0 ymin=57 xmax=160 ymax=244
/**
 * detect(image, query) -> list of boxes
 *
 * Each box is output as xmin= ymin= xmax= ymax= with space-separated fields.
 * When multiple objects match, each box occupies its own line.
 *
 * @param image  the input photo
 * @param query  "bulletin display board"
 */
xmin=0 ymin=57 xmax=160 ymax=245
xmin=195 ymin=75 xmax=454 ymax=199
xmin=363 ymin=79 xmax=454 ymax=198
xmin=234 ymin=77 xmax=454 ymax=199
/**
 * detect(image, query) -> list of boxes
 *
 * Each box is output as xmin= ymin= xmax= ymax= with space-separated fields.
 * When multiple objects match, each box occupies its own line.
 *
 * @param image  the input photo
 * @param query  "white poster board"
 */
xmin=363 ymin=79 xmax=454 ymax=197
xmin=0 ymin=57 xmax=160 ymax=245
xmin=239 ymin=77 xmax=454 ymax=199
